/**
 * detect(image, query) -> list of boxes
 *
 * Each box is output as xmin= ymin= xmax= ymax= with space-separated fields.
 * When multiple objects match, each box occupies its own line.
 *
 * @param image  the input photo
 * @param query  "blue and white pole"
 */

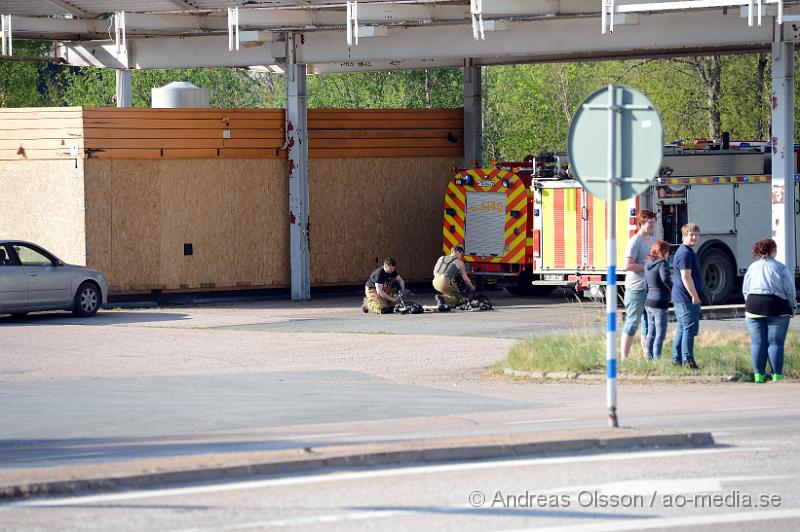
xmin=606 ymin=85 xmax=619 ymax=428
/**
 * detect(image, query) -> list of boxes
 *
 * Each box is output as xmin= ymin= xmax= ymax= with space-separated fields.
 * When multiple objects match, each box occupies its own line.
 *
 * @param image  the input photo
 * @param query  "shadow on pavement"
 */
xmin=0 ymin=435 xmax=351 ymax=468
xmin=0 ymin=311 xmax=191 ymax=326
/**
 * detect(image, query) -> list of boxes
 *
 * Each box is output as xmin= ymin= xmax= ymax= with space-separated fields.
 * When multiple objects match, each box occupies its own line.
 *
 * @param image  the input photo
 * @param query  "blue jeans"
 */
xmin=645 ymin=306 xmax=669 ymax=359
xmin=672 ymin=302 xmax=701 ymax=364
xmin=746 ymin=316 xmax=790 ymax=375
xmin=623 ymin=289 xmax=648 ymax=337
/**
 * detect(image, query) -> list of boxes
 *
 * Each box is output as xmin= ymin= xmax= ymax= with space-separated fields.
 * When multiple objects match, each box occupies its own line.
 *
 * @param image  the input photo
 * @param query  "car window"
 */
xmin=0 ymin=244 xmax=14 ymax=266
xmin=13 ymin=245 xmax=53 ymax=266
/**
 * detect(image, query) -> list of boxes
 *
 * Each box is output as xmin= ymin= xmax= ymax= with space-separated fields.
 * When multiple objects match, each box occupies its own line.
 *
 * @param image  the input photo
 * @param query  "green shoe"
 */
xmin=754 ymin=373 xmax=766 ymax=383
xmin=772 ymin=373 xmax=784 ymax=382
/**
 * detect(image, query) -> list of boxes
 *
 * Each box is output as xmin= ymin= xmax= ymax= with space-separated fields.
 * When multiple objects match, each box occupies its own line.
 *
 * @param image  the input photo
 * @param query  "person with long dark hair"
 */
xmin=743 ymin=238 xmax=796 ymax=383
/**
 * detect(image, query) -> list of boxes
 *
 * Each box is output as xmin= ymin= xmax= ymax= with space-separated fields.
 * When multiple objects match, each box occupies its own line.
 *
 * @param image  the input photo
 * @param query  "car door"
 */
xmin=0 ymin=243 xmax=28 ymax=311
xmin=12 ymin=243 xmax=73 ymax=308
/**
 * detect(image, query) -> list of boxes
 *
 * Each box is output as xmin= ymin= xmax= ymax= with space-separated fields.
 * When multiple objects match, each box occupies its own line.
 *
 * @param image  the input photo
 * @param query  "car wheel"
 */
xmin=73 ymin=281 xmax=101 ymax=317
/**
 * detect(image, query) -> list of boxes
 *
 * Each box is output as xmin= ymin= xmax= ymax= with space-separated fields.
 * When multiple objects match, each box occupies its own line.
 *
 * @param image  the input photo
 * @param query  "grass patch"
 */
xmin=501 ymin=330 xmax=800 ymax=379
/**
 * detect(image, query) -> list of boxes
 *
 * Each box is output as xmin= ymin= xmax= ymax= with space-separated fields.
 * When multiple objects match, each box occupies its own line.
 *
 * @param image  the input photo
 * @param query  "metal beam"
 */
xmin=309 ymin=57 xmax=462 ymax=73
xmin=9 ymin=4 xmax=543 ymax=37
xmin=287 ymin=35 xmax=311 ymax=301
xmin=295 ymin=12 xmax=776 ymax=65
xmin=56 ymin=7 xmax=788 ymax=71
xmin=43 ymin=0 xmax=92 ymax=18
xmin=771 ymin=26 xmax=797 ymax=273
xmin=463 ymin=61 xmax=482 ymax=166
xmin=57 ymin=35 xmax=283 ymax=69
xmin=115 ymin=70 xmax=132 ymax=107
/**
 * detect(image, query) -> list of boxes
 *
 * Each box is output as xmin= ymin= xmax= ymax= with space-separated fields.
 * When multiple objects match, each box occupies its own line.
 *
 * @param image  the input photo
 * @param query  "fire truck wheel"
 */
xmin=699 ymin=247 xmax=735 ymax=305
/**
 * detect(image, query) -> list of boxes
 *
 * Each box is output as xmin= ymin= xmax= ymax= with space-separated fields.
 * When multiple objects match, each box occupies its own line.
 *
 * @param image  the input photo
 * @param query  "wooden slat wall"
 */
xmin=0 ymin=107 xmax=84 ymax=160
xmin=1 ymin=107 xmax=464 ymax=160
xmin=308 ymin=109 xmax=463 ymax=158
xmin=83 ymin=108 xmax=286 ymax=159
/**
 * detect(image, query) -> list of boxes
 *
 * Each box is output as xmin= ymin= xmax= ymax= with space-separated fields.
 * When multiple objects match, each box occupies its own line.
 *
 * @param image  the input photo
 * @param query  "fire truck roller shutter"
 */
xmin=464 ymin=191 xmax=507 ymax=257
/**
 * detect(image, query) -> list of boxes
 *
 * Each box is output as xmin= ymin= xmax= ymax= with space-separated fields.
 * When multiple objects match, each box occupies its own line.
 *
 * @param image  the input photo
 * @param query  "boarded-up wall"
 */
xmin=309 ymin=158 xmax=454 ymax=284
xmin=0 ymin=160 xmax=86 ymax=265
xmin=306 ymin=109 xmax=461 ymax=284
xmin=2 ymin=107 xmax=462 ymax=293
xmin=84 ymin=159 xmax=289 ymax=292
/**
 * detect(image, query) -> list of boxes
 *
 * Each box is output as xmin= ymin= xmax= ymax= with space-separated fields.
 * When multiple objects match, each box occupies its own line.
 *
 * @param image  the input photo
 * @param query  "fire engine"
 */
xmin=441 ymin=142 xmax=800 ymax=303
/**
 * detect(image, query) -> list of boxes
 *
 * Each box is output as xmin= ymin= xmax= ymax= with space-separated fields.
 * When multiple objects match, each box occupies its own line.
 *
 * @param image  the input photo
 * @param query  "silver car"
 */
xmin=0 ymin=240 xmax=108 ymax=317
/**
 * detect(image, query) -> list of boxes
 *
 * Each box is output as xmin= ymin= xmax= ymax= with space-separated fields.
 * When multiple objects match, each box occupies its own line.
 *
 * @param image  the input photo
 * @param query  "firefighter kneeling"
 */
xmin=363 ymin=258 xmax=407 ymax=314
xmin=433 ymin=245 xmax=476 ymax=310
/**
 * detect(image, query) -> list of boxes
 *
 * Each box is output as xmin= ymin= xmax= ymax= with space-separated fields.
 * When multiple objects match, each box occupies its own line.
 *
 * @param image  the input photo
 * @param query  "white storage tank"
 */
xmin=151 ymin=82 xmax=210 ymax=108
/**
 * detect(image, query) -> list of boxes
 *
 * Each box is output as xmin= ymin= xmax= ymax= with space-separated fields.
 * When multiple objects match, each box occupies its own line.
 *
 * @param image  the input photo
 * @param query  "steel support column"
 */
xmin=771 ymin=30 xmax=796 ymax=273
xmin=463 ymin=61 xmax=482 ymax=166
xmin=287 ymin=51 xmax=311 ymax=300
xmin=115 ymin=70 xmax=132 ymax=107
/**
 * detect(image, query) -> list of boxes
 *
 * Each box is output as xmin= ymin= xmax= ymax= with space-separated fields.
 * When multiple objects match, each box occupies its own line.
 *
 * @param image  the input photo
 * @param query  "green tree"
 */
xmin=53 ymin=66 xmax=284 ymax=108
xmin=307 ymin=69 xmax=462 ymax=108
xmin=0 ymin=41 xmax=58 ymax=107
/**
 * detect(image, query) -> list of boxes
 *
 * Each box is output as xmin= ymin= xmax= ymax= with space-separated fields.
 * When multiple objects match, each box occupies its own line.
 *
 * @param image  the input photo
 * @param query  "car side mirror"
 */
xmin=54 ymin=260 xmax=64 ymax=267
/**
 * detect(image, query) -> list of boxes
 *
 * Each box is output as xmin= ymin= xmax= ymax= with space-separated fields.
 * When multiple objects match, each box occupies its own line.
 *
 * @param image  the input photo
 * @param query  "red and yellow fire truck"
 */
xmin=441 ymin=143 xmax=800 ymax=303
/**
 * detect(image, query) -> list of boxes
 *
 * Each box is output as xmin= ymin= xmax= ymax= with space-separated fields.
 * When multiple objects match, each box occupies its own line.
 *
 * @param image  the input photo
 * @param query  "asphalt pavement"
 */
xmin=1 ymin=288 xmax=798 ymax=530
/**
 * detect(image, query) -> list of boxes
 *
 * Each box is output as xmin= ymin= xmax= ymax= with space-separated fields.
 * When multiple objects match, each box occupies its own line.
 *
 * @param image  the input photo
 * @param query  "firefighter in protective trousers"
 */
xmin=363 ymin=258 xmax=406 ymax=314
xmin=433 ymin=245 xmax=476 ymax=308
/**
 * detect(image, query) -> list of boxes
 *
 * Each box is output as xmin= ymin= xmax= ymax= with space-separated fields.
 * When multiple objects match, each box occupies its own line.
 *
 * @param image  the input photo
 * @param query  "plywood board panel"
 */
xmin=156 ymin=159 xmax=289 ymax=290
xmin=0 ymin=160 xmax=86 ymax=265
xmin=83 ymin=159 xmax=113 ymax=284
xmin=92 ymin=158 xmax=288 ymax=291
xmin=108 ymin=159 xmax=162 ymax=290
xmin=309 ymin=157 xmax=457 ymax=285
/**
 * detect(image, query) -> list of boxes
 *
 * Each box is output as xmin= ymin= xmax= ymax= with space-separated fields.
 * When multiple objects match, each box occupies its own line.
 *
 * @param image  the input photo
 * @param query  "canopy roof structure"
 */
xmin=1 ymin=1 xmax=798 ymax=72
